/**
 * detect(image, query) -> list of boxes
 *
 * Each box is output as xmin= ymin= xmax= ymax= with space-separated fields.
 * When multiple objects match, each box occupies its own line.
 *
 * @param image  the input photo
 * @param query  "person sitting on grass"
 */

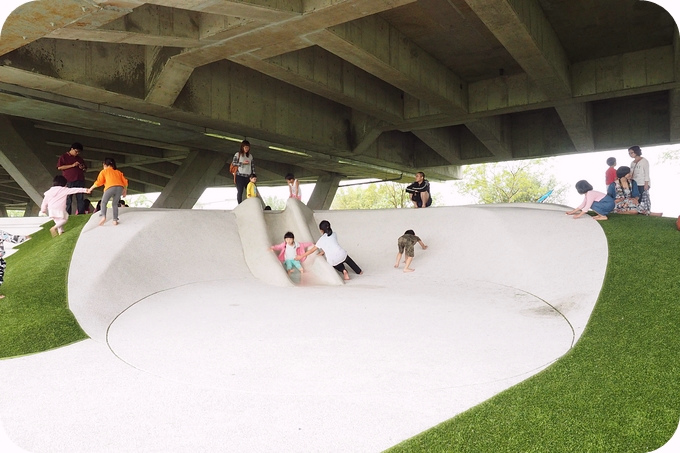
xmin=40 ymin=175 xmax=90 ymax=237
xmin=394 ymin=229 xmax=428 ymax=273
xmin=0 ymin=230 xmax=30 ymax=300
xmin=566 ymin=180 xmax=614 ymax=221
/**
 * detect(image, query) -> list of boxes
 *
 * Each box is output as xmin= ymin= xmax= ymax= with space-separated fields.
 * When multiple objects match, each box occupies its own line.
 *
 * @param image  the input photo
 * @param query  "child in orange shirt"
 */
xmin=88 ymin=158 xmax=128 ymax=226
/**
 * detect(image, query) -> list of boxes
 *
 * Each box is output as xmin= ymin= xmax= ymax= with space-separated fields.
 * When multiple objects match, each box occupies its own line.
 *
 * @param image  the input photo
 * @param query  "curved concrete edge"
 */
xmin=68 ymin=208 xmax=244 ymax=342
xmin=234 ymin=198 xmax=294 ymax=287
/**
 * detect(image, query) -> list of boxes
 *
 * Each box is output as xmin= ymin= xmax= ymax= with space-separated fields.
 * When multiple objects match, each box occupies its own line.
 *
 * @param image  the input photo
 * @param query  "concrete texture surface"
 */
xmin=0 ymin=203 xmax=608 ymax=452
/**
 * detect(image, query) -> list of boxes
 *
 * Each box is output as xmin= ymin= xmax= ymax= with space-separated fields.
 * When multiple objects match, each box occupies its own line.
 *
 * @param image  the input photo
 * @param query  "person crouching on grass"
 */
xmin=394 ymin=229 xmax=428 ymax=273
xmin=41 ymin=175 xmax=90 ymax=236
xmin=565 ymin=180 xmax=614 ymax=221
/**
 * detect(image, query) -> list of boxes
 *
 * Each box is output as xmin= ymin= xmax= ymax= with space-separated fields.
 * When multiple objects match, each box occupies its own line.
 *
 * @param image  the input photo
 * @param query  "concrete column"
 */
xmin=307 ymin=174 xmax=342 ymax=210
xmin=152 ymin=150 xmax=226 ymax=209
xmin=0 ymin=205 xmax=7 ymax=217
xmin=24 ymin=200 xmax=40 ymax=217
xmin=0 ymin=116 xmax=54 ymax=206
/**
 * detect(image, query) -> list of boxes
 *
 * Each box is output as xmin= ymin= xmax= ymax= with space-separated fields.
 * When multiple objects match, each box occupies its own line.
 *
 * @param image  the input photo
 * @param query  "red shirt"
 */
xmin=57 ymin=152 xmax=86 ymax=182
xmin=605 ymin=167 xmax=616 ymax=185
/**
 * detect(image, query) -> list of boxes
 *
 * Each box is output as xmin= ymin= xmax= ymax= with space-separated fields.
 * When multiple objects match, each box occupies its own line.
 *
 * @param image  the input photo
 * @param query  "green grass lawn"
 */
xmin=387 ymin=215 xmax=680 ymax=453
xmin=0 ymin=214 xmax=678 ymax=452
xmin=0 ymin=215 xmax=89 ymax=358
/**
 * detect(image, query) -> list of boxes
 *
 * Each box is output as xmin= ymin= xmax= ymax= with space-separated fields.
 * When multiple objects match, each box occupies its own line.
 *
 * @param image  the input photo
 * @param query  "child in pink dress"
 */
xmin=41 ymin=175 xmax=90 ymax=236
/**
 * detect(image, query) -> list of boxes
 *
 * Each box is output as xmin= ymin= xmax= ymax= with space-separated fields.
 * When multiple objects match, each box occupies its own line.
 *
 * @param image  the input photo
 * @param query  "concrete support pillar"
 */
xmin=0 ymin=205 xmax=7 ymax=217
xmin=24 ymin=200 xmax=40 ymax=217
xmin=152 ymin=150 xmax=225 ymax=209
xmin=307 ymin=174 xmax=342 ymax=210
xmin=0 ymin=116 xmax=54 ymax=206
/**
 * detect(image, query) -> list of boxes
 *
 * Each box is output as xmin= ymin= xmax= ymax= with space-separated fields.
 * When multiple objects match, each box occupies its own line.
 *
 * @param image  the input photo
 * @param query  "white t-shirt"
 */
xmin=315 ymin=232 xmax=347 ymax=266
xmin=284 ymin=243 xmax=297 ymax=260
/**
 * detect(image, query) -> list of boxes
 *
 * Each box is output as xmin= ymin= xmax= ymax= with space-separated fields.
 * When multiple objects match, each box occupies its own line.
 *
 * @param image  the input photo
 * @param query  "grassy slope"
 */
xmin=0 ymin=216 xmax=89 ymax=358
xmin=387 ymin=216 xmax=680 ymax=453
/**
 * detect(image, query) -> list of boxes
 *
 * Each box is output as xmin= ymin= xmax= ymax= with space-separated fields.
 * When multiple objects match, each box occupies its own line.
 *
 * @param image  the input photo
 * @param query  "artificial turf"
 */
xmin=0 ymin=215 xmax=89 ymax=358
xmin=387 ymin=215 xmax=680 ymax=453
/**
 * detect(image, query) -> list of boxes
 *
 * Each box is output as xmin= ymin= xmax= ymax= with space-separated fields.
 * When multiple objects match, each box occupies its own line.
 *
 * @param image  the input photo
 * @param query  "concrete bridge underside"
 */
xmin=0 ymin=0 xmax=678 ymax=211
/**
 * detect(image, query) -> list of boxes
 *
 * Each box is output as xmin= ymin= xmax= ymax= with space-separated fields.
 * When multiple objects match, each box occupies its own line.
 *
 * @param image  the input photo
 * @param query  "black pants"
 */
xmin=235 ymin=174 xmax=249 ymax=204
xmin=333 ymin=255 xmax=362 ymax=274
xmin=66 ymin=180 xmax=86 ymax=214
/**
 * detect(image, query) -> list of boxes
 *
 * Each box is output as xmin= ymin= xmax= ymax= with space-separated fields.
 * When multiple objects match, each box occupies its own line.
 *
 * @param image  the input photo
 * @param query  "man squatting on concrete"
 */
xmin=405 ymin=172 xmax=431 ymax=208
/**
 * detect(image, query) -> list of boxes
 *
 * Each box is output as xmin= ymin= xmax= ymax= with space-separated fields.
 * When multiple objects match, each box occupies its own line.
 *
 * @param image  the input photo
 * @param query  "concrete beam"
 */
xmin=555 ymin=103 xmax=595 ymax=152
xmin=232 ymin=48 xmax=404 ymax=124
xmin=152 ymin=150 xmax=225 ymax=209
xmin=463 ymin=0 xmax=571 ymax=100
xmin=0 ymin=0 xmax=126 ymax=56
xmin=309 ymin=15 xmax=467 ymax=115
xmin=307 ymin=173 xmax=341 ymax=210
xmin=670 ymin=29 xmax=680 ymax=142
xmin=140 ymin=0 xmax=417 ymax=107
xmin=465 ymin=117 xmax=512 ymax=160
xmin=412 ymin=127 xmax=461 ymax=164
xmin=0 ymin=116 xmax=54 ymax=205
xmin=24 ymin=199 xmax=40 ymax=217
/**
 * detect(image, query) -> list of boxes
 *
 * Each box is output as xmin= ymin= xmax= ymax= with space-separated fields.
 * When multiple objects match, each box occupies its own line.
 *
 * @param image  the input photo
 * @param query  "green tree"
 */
xmin=331 ymin=182 xmax=414 ymax=210
xmin=457 ymin=160 xmax=566 ymax=204
xmin=126 ymin=194 xmax=153 ymax=208
xmin=263 ymin=195 xmax=286 ymax=210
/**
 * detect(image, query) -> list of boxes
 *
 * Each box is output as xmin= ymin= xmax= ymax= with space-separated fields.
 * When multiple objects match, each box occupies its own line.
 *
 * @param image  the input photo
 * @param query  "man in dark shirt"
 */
xmin=56 ymin=142 xmax=87 ymax=214
xmin=405 ymin=171 xmax=431 ymax=208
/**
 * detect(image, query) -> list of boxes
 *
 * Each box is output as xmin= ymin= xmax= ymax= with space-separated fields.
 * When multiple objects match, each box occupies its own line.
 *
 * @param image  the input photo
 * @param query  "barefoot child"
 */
xmin=0 ymin=230 xmax=30 ymax=299
xmin=270 ymin=232 xmax=313 ymax=275
xmin=394 ymin=229 xmax=428 ymax=273
xmin=296 ymin=220 xmax=362 ymax=281
xmin=566 ymin=180 xmax=615 ymax=221
xmin=41 ymin=175 xmax=90 ymax=236
xmin=88 ymin=158 xmax=128 ymax=226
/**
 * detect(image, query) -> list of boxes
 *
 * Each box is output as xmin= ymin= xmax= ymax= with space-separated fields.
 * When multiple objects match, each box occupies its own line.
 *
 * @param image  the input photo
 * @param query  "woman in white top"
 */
xmin=296 ymin=220 xmax=362 ymax=281
xmin=628 ymin=146 xmax=650 ymax=198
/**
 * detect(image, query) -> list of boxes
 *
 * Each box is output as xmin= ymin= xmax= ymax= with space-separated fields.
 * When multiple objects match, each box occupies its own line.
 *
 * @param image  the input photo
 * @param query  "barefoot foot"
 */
xmin=50 ymin=226 xmax=58 ymax=237
xmin=113 ymin=220 xmax=119 ymax=226
xmin=343 ymin=270 xmax=350 ymax=281
xmin=98 ymin=217 xmax=106 ymax=226
xmin=403 ymin=268 xmax=415 ymax=273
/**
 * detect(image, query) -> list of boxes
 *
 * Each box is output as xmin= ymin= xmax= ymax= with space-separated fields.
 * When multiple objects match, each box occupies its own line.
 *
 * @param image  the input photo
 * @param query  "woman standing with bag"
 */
xmin=232 ymin=140 xmax=254 ymax=204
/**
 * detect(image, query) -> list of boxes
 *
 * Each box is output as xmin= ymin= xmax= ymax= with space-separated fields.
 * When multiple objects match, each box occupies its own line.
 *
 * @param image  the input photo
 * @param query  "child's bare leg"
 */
xmin=403 ymin=256 xmax=415 ymax=272
xmin=394 ymin=252 xmax=402 ymax=268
